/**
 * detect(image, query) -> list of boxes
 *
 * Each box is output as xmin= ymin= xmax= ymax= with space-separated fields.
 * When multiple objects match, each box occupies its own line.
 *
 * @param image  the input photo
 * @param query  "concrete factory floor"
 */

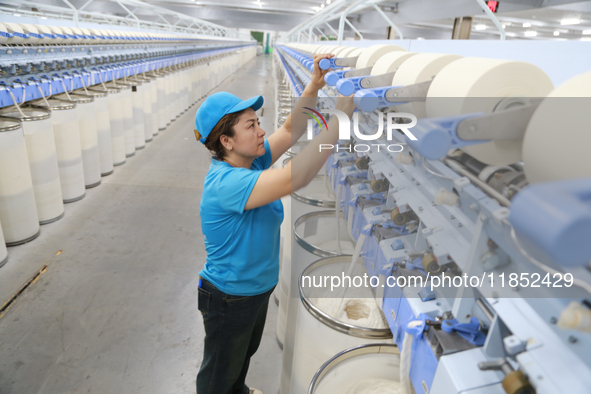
xmin=0 ymin=55 xmax=282 ymax=394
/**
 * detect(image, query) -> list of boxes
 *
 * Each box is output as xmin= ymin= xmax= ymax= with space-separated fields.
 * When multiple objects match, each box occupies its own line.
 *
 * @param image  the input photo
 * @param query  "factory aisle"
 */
xmin=0 ymin=55 xmax=282 ymax=394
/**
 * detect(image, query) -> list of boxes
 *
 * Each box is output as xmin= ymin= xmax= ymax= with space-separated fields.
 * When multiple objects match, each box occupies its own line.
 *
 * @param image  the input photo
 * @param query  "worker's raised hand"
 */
xmin=309 ymin=53 xmax=334 ymax=91
xmin=335 ymin=93 xmax=356 ymax=117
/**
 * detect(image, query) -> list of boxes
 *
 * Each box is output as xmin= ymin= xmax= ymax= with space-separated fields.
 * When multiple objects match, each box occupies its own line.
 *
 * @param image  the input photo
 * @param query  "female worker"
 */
xmin=194 ymin=53 xmax=355 ymax=394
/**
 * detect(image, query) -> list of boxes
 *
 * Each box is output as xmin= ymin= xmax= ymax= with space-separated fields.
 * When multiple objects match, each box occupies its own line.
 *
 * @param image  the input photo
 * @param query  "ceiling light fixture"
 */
xmin=554 ymin=30 xmax=560 ymax=36
xmin=501 ymin=24 xmax=506 ymax=29
xmin=561 ymin=18 xmax=581 ymax=25
xmin=524 ymin=30 xmax=537 ymax=37
xmin=321 ymin=4 xmax=325 ymax=8
xmin=581 ymin=37 xmax=591 ymax=41
xmin=522 ymin=22 xmax=531 ymax=28
xmin=583 ymin=30 xmax=591 ymax=35
xmin=475 ymin=24 xmax=487 ymax=30
xmin=40 ymin=16 xmax=47 ymax=19
xmin=327 ymin=0 xmax=332 ymax=4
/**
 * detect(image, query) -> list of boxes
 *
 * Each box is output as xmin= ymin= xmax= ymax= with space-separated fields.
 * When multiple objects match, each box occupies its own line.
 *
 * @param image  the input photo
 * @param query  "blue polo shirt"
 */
xmin=199 ymin=140 xmax=284 ymax=296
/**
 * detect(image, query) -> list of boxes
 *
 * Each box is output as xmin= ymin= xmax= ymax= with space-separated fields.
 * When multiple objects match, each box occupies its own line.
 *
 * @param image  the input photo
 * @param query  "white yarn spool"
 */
xmin=164 ymin=72 xmax=173 ymax=125
xmin=182 ymin=68 xmax=190 ymax=111
xmin=0 ymin=119 xmax=40 ymax=245
xmin=334 ymin=47 xmax=358 ymax=58
xmin=18 ymin=23 xmax=44 ymax=44
xmin=129 ymin=79 xmax=146 ymax=150
xmin=57 ymin=93 xmax=101 ymax=188
xmin=0 ymin=220 xmax=7 ymax=267
xmin=370 ymin=52 xmax=418 ymax=76
xmin=426 ymin=58 xmax=554 ymax=165
xmin=34 ymin=24 xmax=53 ymax=41
xmin=0 ymin=107 xmax=65 ymax=223
xmin=1 ymin=22 xmax=28 ymax=44
xmin=523 ymin=71 xmax=591 ymax=183
xmin=149 ymin=75 xmax=160 ymax=136
xmin=0 ymin=23 xmax=11 ymax=45
xmin=324 ymin=46 xmax=343 ymax=55
xmin=345 ymin=47 xmax=365 ymax=58
xmin=87 ymin=28 xmax=105 ymax=44
xmin=78 ymin=28 xmax=94 ymax=44
xmin=173 ymin=69 xmax=180 ymax=117
xmin=311 ymin=46 xmax=324 ymax=54
xmin=191 ymin=65 xmax=200 ymax=104
xmin=46 ymin=26 xmax=67 ymax=44
xmin=105 ymin=86 xmax=126 ymax=166
xmin=60 ymin=26 xmax=76 ymax=44
xmin=117 ymin=83 xmax=136 ymax=157
xmin=173 ymin=70 xmax=182 ymax=117
xmin=85 ymin=87 xmax=114 ymax=176
xmin=138 ymin=77 xmax=154 ymax=143
xmin=392 ymin=53 xmax=463 ymax=119
xmin=356 ymin=44 xmax=406 ymax=69
xmin=168 ymin=71 xmax=176 ymax=120
xmin=156 ymin=72 xmax=167 ymax=131
xmin=32 ymin=99 xmax=86 ymax=202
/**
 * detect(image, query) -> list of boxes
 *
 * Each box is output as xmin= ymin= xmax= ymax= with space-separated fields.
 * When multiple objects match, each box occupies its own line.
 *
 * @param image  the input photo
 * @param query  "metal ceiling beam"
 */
xmin=115 ymin=0 xmax=141 ymax=29
xmin=282 ymin=0 xmax=359 ymax=41
xmin=370 ymin=3 xmax=403 ymax=40
xmin=324 ymin=22 xmax=338 ymax=36
xmin=281 ymin=0 xmax=386 ymax=42
xmin=315 ymin=26 xmax=328 ymax=40
xmin=344 ymin=18 xmax=363 ymax=40
xmin=338 ymin=0 xmax=367 ymax=44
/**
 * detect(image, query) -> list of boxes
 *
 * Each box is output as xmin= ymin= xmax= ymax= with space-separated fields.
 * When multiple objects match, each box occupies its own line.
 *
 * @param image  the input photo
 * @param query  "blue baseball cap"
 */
xmin=195 ymin=92 xmax=264 ymax=144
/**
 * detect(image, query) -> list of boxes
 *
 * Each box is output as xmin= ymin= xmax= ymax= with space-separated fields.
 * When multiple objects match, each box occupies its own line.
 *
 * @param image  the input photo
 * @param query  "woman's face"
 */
xmin=228 ymin=108 xmax=266 ymax=159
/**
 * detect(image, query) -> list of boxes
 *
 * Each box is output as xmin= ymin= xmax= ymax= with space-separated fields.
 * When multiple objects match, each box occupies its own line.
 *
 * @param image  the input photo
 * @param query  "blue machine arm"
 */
xmin=336 ymin=75 xmax=372 ymax=96
xmin=405 ymin=114 xmax=487 ymax=160
xmin=324 ymin=70 xmax=348 ymax=86
xmin=354 ymin=86 xmax=404 ymax=112
xmin=319 ymin=58 xmax=340 ymax=70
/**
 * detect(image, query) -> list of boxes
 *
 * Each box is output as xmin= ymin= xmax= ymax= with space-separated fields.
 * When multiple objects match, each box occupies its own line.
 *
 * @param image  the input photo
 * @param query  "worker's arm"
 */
xmin=245 ymin=95 xmax=355 ymax=211
xmin=267 ymin=53 xmax=334 ymax=166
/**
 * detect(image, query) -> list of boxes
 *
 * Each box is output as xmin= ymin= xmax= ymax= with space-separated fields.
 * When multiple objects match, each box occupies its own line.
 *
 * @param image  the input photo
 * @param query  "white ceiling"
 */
xmin=418 ymin=2 xmax=591 ymax=40
xmin=3 ymin=0 xmax=591 ymax=40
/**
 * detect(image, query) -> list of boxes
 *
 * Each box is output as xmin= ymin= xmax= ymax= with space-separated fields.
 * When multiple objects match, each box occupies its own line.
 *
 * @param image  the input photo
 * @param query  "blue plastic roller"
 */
xmin=319 ymin=58 xmax=332 ymax=70
xmin=354 ymin=86 xmax=402 ymax=112
xmin=324 ymin=70 xmax=348 ymax=86
xmin=336 ymin=75 xmax=371 ymax=96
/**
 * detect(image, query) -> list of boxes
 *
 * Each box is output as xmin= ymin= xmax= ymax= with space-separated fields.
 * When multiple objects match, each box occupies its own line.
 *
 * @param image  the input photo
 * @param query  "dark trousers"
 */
xmin=197 ymin=278 xmax=274 ymax=394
